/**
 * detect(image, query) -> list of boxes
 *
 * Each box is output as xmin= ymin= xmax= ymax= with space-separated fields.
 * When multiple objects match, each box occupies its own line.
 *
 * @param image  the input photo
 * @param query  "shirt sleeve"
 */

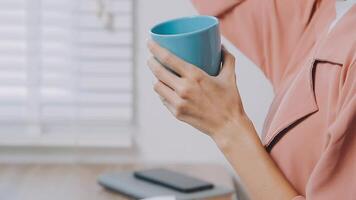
xmin=291 ymin=62 xmax=356 ymax=199
xmin=191 ymin=0 xmax=321 ymax=88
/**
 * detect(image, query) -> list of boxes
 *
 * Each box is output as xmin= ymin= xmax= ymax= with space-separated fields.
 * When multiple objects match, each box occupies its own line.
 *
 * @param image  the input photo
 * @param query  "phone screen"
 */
xmin=134 ymin=168 xmax=214 ymax=193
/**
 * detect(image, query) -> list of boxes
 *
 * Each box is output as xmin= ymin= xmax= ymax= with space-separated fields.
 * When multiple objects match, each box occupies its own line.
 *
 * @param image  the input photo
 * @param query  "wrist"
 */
xmin=211 ymin=114 xmax=261 ymax=153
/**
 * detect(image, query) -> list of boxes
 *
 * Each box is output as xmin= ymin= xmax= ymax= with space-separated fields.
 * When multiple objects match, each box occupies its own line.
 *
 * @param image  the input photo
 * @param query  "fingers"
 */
xmin=153 ymin=81 xmax=190 ymax=120
xmin=153 ymin=81 xmax=180 ymax=109
xmin=222 ymin=46 xmax=235 ymax=67
xmin=147 ymin=40 xmax=195 ymax=77
xmin=147 ymin=57 xmax=181 ymax=90
xmin=218 ymin=46 xmax=236 ymax=79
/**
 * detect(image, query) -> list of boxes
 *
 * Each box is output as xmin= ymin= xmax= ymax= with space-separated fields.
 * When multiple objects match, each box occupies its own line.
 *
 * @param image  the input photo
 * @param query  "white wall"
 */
xmin=135 ymin=0 xmax=273 ymax=163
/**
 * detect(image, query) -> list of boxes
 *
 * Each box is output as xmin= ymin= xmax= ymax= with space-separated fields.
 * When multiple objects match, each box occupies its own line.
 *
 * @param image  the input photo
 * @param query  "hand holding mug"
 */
xmin=148 ymin=41 xmax=250 ymax=138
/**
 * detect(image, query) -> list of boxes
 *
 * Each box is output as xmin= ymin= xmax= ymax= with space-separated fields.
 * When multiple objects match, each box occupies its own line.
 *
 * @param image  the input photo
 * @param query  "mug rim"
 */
xmin=150 ymin=15 xmax=219 ymax=37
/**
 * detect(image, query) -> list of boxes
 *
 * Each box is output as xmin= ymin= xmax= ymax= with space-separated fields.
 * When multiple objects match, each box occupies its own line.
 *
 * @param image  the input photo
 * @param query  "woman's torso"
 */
xmin=192 ymin=0 xmax=356 ymax=198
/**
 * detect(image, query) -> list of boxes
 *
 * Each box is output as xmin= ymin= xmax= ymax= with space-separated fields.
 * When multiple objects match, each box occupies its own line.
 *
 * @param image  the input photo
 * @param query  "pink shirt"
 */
xmin=191 ymin=0 xmax=355 ymax=199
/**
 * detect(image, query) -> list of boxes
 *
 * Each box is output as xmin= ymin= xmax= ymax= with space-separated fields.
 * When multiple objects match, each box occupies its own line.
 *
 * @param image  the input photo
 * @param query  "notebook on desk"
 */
xmin=98 ymin=171 xmax=234 ymax=200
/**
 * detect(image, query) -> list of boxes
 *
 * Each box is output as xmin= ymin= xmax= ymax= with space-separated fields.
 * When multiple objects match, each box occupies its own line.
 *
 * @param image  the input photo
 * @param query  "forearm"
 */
xmin=147 ymin=40 xmax=298 ymax=199
xmin=212 ymin=116 xmax=298 ymax=200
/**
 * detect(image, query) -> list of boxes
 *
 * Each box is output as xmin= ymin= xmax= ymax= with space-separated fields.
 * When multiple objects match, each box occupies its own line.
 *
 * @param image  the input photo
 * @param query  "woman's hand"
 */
xmin=147 ymin=40 xmax=251 ymax=138
xmin=147 ymin=40 xmax=299 ymax=200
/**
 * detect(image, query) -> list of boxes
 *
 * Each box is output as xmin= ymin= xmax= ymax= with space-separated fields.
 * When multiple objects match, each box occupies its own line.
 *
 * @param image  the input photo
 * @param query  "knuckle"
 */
xmin=173 ymin=110 xmax=183 ymax=119
xmin=190 ymin=71 xmax=204 ymax=82
xmin=177 ymin=85 xmax=192 ymax=99
xmin=225 ymin=51 xmax=236 ymax=63
xmin=174 ymin=110 xmax=184 ymax=120
xmin=230 ymin=54 xmax=236 ymax=62
xmin=175 ymin=100 xmax=187 ymax=116
xmin=231 ymin=56 xmax=236 ymax=64
xmin=161 ymin=51 xmax=173 ymax=65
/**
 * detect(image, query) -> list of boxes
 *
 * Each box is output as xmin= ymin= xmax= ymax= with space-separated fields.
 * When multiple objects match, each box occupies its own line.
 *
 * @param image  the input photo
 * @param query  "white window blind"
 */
xmin=0 ymin=0 xmax=134 ymax=147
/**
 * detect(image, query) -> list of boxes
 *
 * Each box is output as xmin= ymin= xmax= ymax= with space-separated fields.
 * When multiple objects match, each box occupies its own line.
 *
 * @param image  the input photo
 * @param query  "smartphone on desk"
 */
xmin=134 ymin=168 xmax=214 ymax=193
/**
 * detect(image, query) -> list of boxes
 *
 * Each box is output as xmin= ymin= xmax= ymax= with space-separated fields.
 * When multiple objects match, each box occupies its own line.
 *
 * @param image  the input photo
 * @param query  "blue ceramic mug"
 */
xmin=150 ymin=16 xmax=221 ymax=76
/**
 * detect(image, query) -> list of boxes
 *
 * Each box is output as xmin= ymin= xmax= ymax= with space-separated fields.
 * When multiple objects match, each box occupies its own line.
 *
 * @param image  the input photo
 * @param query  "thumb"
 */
xmin=218 ymin=46 xmax=236 ymax=79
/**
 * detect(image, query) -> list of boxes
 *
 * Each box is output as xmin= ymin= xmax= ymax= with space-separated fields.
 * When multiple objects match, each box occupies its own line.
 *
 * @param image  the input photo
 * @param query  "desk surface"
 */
xmin=0 ymin=164 xmax=234 ymax=200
